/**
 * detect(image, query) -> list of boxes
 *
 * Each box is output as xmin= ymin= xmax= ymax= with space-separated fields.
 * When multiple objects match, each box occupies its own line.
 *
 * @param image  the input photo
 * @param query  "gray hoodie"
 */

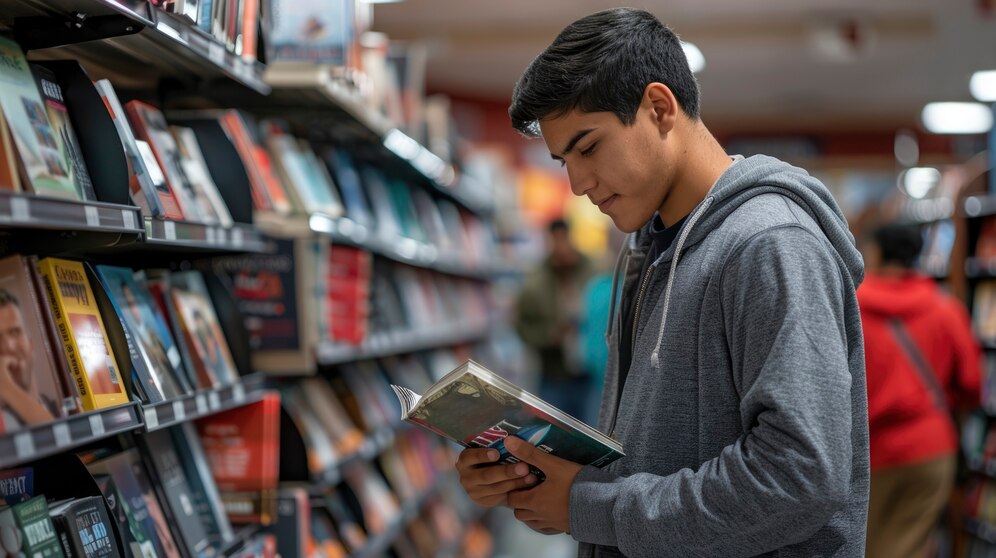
xmin=569 ymin=155 xmax=869 ymax=557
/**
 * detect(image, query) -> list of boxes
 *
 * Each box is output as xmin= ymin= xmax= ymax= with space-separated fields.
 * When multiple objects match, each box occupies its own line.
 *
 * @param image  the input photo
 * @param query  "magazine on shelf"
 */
xmin=391 ymin=360 xmax=624 ymax=474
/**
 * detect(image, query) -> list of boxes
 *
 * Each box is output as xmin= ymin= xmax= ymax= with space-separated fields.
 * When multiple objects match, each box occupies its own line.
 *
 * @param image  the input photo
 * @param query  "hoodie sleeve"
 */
xmin=569 ymin=224 xmax=855 ymax=557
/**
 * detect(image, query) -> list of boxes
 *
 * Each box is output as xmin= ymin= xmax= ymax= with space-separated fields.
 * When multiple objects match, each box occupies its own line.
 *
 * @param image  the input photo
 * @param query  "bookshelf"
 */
xmin=0 ymin=403 xmax=143 ymax=468
xmin=0 ymin=2 xmax=499 ymax=555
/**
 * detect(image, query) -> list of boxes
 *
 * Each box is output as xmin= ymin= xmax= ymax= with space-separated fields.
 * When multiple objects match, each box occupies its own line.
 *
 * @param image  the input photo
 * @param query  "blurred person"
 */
xmin=860 ymin=223 xmax=980 ymax=558
xmin=514 ymin=218 xmax=594 ymax=421
xmin=456 ymin=8 xmax=869 ymax=557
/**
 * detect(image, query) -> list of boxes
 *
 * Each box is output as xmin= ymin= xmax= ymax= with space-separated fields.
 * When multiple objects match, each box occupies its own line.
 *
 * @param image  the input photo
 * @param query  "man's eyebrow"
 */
xmin=553 ymin=128 xmax=596 ymax=159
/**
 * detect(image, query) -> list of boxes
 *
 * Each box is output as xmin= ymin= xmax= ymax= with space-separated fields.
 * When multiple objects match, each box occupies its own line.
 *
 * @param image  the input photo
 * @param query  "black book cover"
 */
xmin=49 ymin=496 xmax=120 ymax=558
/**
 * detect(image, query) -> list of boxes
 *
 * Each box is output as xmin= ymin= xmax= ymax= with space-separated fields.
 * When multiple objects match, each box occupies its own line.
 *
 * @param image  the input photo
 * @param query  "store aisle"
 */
xmin=490 ymin=507 xmax=578 ymax=558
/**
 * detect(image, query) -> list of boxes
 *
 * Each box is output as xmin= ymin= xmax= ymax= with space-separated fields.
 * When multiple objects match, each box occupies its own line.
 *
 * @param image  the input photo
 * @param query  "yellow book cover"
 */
xmin=38 ymin=258 xmax=128 ymax=410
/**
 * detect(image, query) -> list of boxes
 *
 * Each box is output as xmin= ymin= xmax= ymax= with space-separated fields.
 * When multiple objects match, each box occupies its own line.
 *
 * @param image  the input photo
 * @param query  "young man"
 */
xmin=455 ymin=8 xmax=869 ymax=557
xmin=859 ymin=224 xmax=980 ymax=558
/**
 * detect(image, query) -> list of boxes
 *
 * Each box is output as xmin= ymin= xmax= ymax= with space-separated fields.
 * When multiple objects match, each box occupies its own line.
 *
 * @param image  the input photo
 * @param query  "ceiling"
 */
xmin=372 ymin=0 xmax=996 ymax=133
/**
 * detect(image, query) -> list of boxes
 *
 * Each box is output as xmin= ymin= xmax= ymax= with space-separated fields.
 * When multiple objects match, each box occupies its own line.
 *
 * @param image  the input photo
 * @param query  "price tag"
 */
xmin=232 ymin=383 xmax=245 ymax=404
xmin=14 ymin=432 xmax=34 ymax=457
xmin=208 ymin=41 xmax=225 ymax=66
xmin=232 ymin=228 xmax=244 ymax=248
xmin=10 ymin=197 xmax=29 ymax=221
xmin=196 ymin=394 xmax=208 ymax=415
xmin=89 ymin=414 xmax=105 ymax=436
xmin=145 ymin=407 xmax=159 ymax=429
xmin=173 ymin=400 xmax=186 ymax=422
xmin=122 ymin=210 xmax=137 ymax=230
xmin=53 ymin=423 xmax=70 ymax=448
xmin=164 ymin=220 xmax=177 ymax=241
xmin=209 ymin=392 xmax=221 ymax=410
xmin=85 ymin=205 xmax=100 ymax=227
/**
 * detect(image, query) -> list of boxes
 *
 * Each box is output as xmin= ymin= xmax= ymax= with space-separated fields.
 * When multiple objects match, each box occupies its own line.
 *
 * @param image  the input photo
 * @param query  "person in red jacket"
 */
xmin=859 ymin=223 xmax=981 ymax=558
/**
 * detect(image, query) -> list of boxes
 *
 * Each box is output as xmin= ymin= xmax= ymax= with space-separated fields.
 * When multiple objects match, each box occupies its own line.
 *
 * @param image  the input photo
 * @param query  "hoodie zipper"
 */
xmin=608 ymin=261 xmax=655 ymax=438
xmin=630 ymin=263 xmax=656 ymax=356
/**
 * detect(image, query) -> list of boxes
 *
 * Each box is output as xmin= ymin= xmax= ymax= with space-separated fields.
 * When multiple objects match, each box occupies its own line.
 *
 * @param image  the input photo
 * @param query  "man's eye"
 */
xmin=580 ymin=142 xmax=598 ymax=157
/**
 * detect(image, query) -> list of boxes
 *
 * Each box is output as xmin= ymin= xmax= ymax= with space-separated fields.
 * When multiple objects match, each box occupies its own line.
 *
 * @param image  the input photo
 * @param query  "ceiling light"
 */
xmin=902 ymin=167 xmax=940 ymax=199
xmin=681 ymin=42 xmax=705 ymax=74
xmin=971 ymin=70 xmax=996 ymax=102
xmin=921 ymin=102 xmax=993 ymax=134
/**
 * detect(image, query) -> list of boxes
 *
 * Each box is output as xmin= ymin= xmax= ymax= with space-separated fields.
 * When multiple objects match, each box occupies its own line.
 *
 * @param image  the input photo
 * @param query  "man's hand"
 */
xmin=504 ymin=436 xmax=583 ymax=535
xmin=455 ymin=447 xmax=539 ymax=508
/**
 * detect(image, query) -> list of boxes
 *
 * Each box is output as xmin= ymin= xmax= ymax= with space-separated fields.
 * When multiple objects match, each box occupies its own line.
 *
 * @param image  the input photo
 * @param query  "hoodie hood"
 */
xmin=663 ymin=154 xmax=863 ymax=287
xmin=857 ymin=272 xmax=937 ymax=319
xmin=618 ymin=154 xmax=865 ymax=369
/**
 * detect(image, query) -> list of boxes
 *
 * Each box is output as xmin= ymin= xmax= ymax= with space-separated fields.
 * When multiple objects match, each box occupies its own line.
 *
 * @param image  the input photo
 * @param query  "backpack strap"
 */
xmin=888 ymin=318 xmax=948 ymax=411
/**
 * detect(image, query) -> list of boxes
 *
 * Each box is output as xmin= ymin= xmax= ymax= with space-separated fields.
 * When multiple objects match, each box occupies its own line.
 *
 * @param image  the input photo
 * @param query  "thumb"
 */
xmin=504 ymin=435 xmax=556 ymax=466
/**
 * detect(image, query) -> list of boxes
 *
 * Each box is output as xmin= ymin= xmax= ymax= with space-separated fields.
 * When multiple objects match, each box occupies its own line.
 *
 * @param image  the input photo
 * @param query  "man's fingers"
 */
xmin=470 ymin=474 xmax=538 ymax=499
xmin=456 ymin=448 xmax=500 ymax=471
xmin=504 ymin=436 xmax=555 ymax=467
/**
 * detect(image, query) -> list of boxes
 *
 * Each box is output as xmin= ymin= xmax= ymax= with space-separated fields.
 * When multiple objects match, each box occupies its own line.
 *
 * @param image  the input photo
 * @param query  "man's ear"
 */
xmin=644 ymin=82 xmax=678 ymax=135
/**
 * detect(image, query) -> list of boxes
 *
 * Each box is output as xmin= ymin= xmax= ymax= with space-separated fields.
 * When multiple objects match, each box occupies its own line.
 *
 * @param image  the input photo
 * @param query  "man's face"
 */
xmin=540 ymin=106 xmax=673 ymax=233
xmin=0 ymin=303 xmax=33 ymax=389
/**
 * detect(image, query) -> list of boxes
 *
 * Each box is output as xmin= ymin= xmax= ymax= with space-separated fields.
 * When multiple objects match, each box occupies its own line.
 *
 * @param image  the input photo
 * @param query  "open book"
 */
xmin=391 ymin=360 xmax=624 ymax=473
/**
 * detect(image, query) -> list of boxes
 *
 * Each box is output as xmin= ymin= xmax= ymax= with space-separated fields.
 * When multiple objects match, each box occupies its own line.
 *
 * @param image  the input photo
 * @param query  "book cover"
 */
xmin=125 ymin=101 xmax=220 ymax=224
xmin=266 ymin=488 xmax=309 ymax=558
xmin=391 ymin=360 xmax=624 ymax=474
xmin=279 ymin=386 xmax=338 ymax=474
xmin=169 ymin=272 xmax=239 ymax=388
xmin=88 ymin=450 xmax=181 ymax=558
xmin=269 ymin=0 xmax=352 ymax=64
xmin=27 ymin=256 xmax=81 ymax=415
xmin=38 ymin=258 xmax=128 ymax=411
xmin=0 ymin=37 xmax=78 ymax=200
xmin=48 ymin=496 xmax=120 ymax=558
xmin=323 ymin=148 xmax=373 ymax=228
xmin=170 ymin=423 xmax=235 ymax=552
xmin=0 ymin=108 xmax=22 ymax=191
xmin=0 ymin=467 xmax=33 ymax=506
xmin=92 ymin=79 xmax=175 ymax=219
xmin=309 ymin=506 xmax=347 ymax=558
xmin=210 ymin=238 xmax=301 ymax=353
xmin=218 ymin=111 xmax=290 ymax=214
xmin=30 ymin=65 xmax=96 ymax=201
xmin=11 ymin=495 xmax=65 ymax=558
xmin=142 ymin=429 xmax=210 ymax=557
xmin=0 ymin=255 xmax=72 ymax=430
xmin=94 ymin=265 xmax=188 ymax=401
xmin=195 ymin=394 xmax=280 ymax=493
xmin=136 ymin=270 xmax=200 ymax=393
xmin=169 ymin=126 xmax=234 ymax=227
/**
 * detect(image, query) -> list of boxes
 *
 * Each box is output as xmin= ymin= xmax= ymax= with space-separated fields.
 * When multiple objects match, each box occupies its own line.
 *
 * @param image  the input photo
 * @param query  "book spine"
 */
xmin=26 ymin=256 xmax=80 ymax=415
xmin=39 ymin=261 xmax=96 ymax=411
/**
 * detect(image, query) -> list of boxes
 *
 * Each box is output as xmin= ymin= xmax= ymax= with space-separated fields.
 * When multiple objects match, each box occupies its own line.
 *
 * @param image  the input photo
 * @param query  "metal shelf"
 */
xmin=144 ymin=217 xmax=265 ymax=253
xmin=306 ymin=214 xmax=495 ymax=280
xmin=4 ymin=0 xmax=269 ymax=95
xmin=141 ymin=374 xmax=267 ymax=432
xmin=318 ymin=324 xmax=490 ymax=366
xmin=967 ymin=258 xmax=996 ymax=279
xmin=0 ymin=402 xmax=143 ymax=468
xmin=0 ymin=192 xmax=142 ymax=235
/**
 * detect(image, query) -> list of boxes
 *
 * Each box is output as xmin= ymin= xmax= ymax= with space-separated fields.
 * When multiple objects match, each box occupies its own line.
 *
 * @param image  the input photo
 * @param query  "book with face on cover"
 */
xmin=391 ymin=360 xmax=624 ymax=475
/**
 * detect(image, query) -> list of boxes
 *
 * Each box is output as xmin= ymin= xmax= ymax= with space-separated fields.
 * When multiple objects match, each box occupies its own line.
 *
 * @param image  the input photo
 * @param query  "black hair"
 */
xmin=509 ymin=8 xmax=700 ymax=138
xmin=873 ymin=223 xmax=924 ymax=269
xmin=0 ymin=288 xmax=20 ymax=308
xmin=548 ymin=219 xmax=569 ymax=234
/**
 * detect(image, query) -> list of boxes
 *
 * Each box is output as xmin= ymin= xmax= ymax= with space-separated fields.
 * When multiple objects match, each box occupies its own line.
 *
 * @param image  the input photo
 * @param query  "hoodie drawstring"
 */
xmin=650 ymin=196 xmax=715 ymax=369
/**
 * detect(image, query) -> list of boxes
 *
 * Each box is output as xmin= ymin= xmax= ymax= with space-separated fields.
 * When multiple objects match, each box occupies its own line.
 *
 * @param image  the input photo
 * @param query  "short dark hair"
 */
xmin=0 ymin=288 xmax=20 ymax=308
xmin=873 ymin=224 xmax=924 ymax=269
xmin=548 ymin=219 xmax=569 ymax=234
xmin=509 ymin=8 xmax=700 ymax=138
